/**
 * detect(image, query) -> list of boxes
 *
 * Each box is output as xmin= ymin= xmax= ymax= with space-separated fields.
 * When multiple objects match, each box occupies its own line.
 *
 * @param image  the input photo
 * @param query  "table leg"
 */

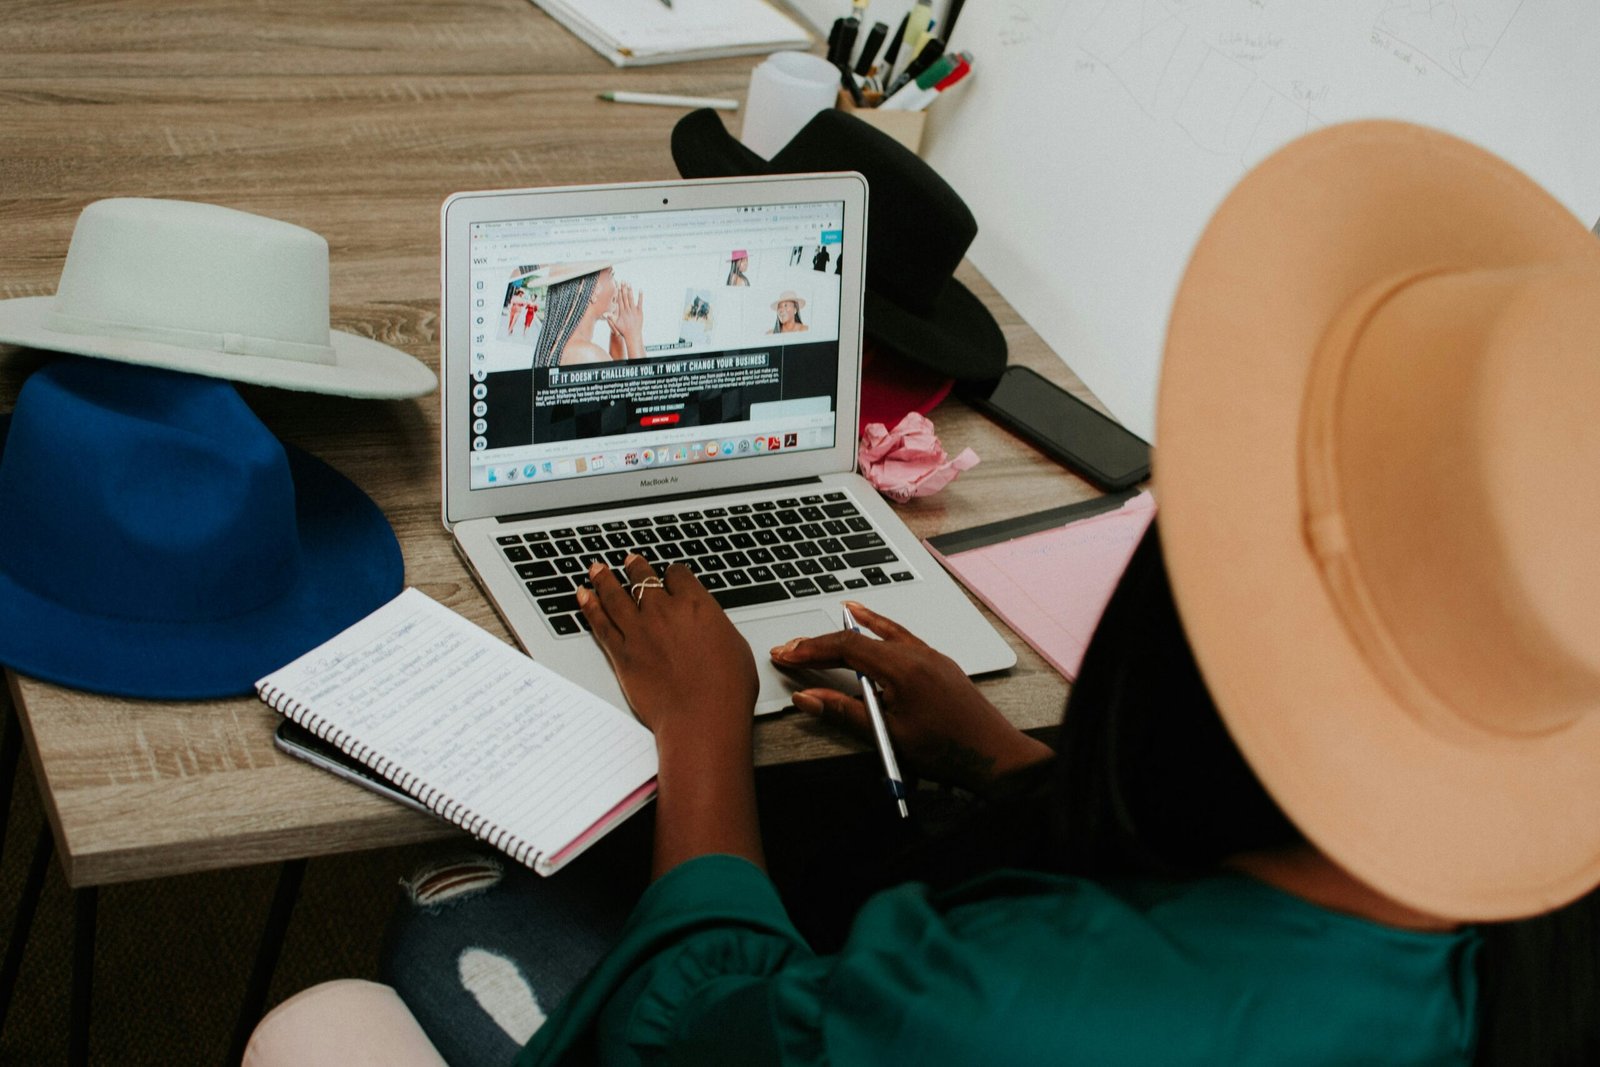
xmin=69 ymin=884 xmax=97 ymax=1067
xmin=0 ymin=823 xmax=53 ymax=1040
xmin=0 ymin=696 xmax=19 ymax=862
xmin=225 ymin=858 xmax=307 ymax=1064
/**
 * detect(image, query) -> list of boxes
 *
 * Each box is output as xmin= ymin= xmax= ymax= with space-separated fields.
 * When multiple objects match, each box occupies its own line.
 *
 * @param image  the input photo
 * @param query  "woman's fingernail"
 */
xmin=576 ymin=588 xmax=591 ymax=607
xmin=770 ymin=638 xmax=800 ymax=659
xmin=792 ymin=691 xmax=823 ymax=713
xmin=588 ymin=561 xmax=604 ymax=577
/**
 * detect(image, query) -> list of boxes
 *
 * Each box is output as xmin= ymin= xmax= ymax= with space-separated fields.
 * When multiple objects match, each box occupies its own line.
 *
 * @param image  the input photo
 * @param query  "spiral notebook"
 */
xmin=255 ymin=588 xmax=658 ymax=875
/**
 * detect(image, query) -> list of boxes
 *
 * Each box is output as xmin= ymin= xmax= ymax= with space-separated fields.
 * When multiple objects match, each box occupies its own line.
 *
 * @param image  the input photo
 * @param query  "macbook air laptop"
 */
xmin=441 ymin=173 xmax=1014 ymax=714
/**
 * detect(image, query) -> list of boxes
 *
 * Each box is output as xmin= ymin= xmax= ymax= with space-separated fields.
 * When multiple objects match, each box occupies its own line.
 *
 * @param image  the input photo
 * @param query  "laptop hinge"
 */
xmin=496 ymin=475 xmax=825 ymax=524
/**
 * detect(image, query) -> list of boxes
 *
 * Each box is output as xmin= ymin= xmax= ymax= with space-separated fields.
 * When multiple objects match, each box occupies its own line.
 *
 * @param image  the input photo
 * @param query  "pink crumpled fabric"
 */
xmin=858 ymin=411 xmax=979 ymax=502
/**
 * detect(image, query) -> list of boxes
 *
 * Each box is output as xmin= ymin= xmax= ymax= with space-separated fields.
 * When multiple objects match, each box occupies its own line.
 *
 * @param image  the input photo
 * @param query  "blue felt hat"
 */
xmin=0 ymin=358 xmax=404 ymax=698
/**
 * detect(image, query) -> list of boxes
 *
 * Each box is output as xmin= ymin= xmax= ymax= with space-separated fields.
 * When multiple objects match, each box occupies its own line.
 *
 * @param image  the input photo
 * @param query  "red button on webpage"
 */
xmin=640 ymin=414 xmax=680 ymax=427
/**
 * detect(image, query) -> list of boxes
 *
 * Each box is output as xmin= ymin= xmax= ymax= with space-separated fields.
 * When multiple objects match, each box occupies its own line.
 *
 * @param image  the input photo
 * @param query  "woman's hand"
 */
xmin=578 ymin=555 xmax=764 ymax=877
xmin=576 ymin=555 xmax=756 ymax=738
xmin=603 ymin=282 xmax=645 ymax=360
xmin=770 ymin=602 xmax=1053 ymax=795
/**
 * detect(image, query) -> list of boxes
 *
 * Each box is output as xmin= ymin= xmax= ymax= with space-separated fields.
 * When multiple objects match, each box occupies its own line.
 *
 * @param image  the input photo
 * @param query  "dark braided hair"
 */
xmin=532 ymin=272 xmax=599 ymax=368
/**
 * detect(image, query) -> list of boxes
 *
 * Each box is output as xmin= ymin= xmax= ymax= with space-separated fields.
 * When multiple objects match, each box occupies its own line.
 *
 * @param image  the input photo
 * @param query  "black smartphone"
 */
xmin=273 ymin=720 xmax=430 ymax=815
xmin=958 ymin=366 xmax=1151 ymax=490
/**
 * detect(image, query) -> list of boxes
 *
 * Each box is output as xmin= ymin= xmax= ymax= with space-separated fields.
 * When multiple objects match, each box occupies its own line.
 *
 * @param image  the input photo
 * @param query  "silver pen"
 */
xmin=842 ymin=606 xmax=910 ymax=818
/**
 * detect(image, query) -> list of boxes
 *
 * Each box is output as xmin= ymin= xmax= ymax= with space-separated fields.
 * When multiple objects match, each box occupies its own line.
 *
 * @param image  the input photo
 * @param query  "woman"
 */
xmin=384 ymin=123 xmax=1600 ymax=1064
xmin=530 ymin=264 xmax=644 ymax=367
xmin=505 ymin=286 xmax=529 ymax=337
xmin=767 ymin=290 xmax=807 ymax=334
xmin=385 ymin=519 xmax=1599 ymax=1064
xmin=726 ymin=250 xmax=750 ymax=286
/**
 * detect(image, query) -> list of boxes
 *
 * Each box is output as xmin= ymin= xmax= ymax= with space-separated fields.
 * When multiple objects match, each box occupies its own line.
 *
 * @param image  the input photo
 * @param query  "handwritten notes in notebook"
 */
xmin=530 ymin=0 xmax=810 ymax=66
xmin=924 ymin=491 xmax=1156 ymax=681
xmin=255 ymin=588 xmax=657 ymax=875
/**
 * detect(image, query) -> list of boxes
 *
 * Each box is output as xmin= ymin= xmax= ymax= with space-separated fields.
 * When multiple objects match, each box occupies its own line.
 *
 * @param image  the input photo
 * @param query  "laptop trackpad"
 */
xmin=740 ymin=610 xmax=861 ymax=714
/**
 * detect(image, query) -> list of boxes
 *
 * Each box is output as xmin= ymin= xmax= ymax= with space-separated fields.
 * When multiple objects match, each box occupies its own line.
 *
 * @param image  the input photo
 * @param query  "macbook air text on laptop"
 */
xmin=441 ymin=174 xmax=1014 ymax=714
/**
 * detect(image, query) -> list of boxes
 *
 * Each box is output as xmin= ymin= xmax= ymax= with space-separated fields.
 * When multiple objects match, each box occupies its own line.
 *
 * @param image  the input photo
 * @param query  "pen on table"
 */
xmin=598 ymin=91 xmax=739 ymax=110
xmin=842 ymin=606 xmax=910 ymax=819
xmin=883 ymin=36 xmax=944 ymax=97
xmin=853 ymin=20 xmax=889 ymax=78
xmin=827 ymin=17 xmax=845 ymax=64
xmin=657 ymin=0 xmax=673 ymax=8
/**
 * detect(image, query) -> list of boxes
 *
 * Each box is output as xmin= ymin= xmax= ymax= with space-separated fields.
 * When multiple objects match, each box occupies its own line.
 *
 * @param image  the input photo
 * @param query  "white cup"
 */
xmin=740 ymin=51 xmax=840 ymax=159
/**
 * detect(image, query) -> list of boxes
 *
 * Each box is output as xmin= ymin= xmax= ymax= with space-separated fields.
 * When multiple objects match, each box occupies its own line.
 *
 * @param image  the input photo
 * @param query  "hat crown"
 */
xmin=671 ymin=108 xmax=1007 ymax=381
xmin=768 ymin=112 xmax=975 ymax=315
xmin=46 ymin=198 xmax=337 ymax=364
xmin=0 ymin=360 xmax=302 ymax=624
xmin=1303 ymin=264 xmax=1600 ymax=737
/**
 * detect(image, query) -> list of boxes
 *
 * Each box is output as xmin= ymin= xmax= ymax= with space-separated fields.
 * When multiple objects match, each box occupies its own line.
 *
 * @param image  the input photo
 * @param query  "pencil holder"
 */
xmin=836 ymin=90 xmax=926 ymax=155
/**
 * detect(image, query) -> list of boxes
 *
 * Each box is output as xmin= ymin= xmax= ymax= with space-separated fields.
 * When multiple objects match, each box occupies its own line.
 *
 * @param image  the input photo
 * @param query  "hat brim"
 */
xmin=0 ymin=296 xmax=437 ymax=399
xmin=673 ymin=109 xmax=1006 ymax=381
xmin=672 ymin=109 xmax=770 ymax=180
xmin=863 ymin=281 xmax=1005 ymax=381
xmin=1158 ymin=120 xmax=1600 ymax=920
xmin=0 ymin=412 xmax=405 ymax=699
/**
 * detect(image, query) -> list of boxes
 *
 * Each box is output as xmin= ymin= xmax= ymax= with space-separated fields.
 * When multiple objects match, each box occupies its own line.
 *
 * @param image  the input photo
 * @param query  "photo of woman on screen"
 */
xmin=726 ymin=250 xmax=750 ymax=287
xmin=768 ymin=290 xmax=808 ymax=334
xmin=527 ymin=261 xmax=645 ymax=367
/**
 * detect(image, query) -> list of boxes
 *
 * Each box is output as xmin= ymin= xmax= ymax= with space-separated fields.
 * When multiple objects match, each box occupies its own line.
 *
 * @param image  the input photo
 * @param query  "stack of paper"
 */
xmin=924 ymin=491 xmax=1157 ymax=681
xmin=532 ymin=0 xmax=811 ymax=67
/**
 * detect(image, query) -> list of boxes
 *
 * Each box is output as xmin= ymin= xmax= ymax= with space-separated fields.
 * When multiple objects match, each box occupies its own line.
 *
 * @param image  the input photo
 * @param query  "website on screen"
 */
xmin=466 ymin=201 xmax=846 ymax=490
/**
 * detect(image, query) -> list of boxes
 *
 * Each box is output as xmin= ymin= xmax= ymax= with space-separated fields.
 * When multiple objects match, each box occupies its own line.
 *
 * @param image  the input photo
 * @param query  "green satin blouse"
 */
xmin=518 ymin=853 xmax=1478 ymax=1066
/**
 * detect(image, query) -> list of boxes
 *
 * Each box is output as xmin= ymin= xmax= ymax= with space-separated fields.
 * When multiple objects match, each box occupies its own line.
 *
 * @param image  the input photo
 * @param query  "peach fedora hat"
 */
xmin=1158 ymin=120 xmax=1600 ymax=921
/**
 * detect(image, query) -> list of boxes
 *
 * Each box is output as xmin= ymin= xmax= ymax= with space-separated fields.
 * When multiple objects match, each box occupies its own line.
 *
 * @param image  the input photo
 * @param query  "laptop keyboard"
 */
xmin=494 ymin=491 xmax=914 ymax=638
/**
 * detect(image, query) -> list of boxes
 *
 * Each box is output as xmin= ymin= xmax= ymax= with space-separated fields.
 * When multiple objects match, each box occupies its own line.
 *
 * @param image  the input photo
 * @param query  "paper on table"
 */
xmin=925 ymin=491 xmax=1156 ymax=680
xmin=533 ymin=0 xmax=810 ymax=65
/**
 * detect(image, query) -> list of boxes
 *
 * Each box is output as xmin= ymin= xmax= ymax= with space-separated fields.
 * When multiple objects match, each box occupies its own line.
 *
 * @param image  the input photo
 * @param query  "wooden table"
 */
xmin=0 ymin=2 xmax=1115 ymax=1057
xmin=0 ymin=6 xmax=1126 ymax=1062
xmin=2 ymin=0 xmax=1111 ymax=891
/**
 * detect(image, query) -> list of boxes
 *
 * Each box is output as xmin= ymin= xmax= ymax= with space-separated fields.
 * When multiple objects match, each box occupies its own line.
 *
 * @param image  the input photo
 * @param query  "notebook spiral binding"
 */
xmin=258 ymin=682 xmax=542 ymax=868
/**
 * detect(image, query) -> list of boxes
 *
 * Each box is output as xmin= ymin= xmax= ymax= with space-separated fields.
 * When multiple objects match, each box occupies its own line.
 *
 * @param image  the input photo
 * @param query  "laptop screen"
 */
xmin=465 ymin=200 xmax=846 ymax=492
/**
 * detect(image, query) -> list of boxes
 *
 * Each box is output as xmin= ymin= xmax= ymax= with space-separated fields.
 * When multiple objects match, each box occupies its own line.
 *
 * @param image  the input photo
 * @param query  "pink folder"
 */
xmin=924 ymin=491 xmax=1156 ymax=680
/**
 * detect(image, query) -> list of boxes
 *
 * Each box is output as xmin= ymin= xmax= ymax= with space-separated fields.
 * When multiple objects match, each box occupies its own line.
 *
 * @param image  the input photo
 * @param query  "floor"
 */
xmin=0 ymin=729 xmax=925 ymax=1065
xmin=0 ymin=747 xmax=442 ymax=1065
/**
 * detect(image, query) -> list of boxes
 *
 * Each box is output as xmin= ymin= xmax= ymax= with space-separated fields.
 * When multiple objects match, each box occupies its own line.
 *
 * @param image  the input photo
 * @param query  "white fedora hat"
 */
xmin=0 ymin=198 xmax=436 ymax=398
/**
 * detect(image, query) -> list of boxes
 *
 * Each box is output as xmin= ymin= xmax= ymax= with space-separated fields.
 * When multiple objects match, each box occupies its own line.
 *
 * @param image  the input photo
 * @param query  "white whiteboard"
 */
xmin=923 ymin=0 xmax=1600 ymax=441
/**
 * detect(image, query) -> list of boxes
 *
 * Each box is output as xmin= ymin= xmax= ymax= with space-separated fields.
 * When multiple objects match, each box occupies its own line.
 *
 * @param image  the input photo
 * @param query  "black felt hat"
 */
xmin=672 ymin=108 xmax=1006 ymax=381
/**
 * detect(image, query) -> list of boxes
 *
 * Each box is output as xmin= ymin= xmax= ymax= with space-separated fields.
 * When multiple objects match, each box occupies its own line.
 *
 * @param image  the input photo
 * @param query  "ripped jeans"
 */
xmin=378 ymin=771 xmax=974 ymax=1065
xmin=379 ymin=815 xmax=652 ymax=1066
